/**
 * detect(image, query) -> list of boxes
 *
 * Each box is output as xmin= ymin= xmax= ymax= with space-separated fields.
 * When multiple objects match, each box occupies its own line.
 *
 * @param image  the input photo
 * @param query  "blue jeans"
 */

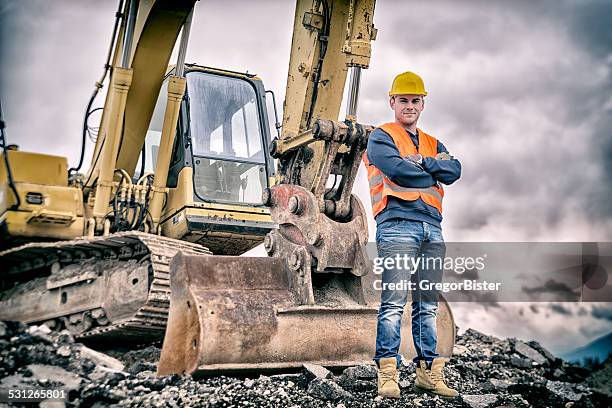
xmin=373 ymin=219 xmax=445 ymax=368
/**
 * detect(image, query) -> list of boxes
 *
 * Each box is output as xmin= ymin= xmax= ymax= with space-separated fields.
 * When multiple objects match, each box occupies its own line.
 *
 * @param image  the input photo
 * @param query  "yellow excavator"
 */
xmin=0 ymin=0 xmax=455 ymax=375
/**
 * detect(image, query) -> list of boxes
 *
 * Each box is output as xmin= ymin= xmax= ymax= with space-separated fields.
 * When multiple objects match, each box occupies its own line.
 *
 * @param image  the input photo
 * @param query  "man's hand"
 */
xmin=428 ymin=150 xmax=461 ymax=185
xmin=406 ymin=154 xmax=424 ymax=165
xmin=435 ymin=152 xmax=453 ymax=161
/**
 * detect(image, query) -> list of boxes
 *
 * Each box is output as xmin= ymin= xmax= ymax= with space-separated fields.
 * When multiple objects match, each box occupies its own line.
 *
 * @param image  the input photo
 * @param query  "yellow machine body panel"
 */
xmin=2 ymin=208 xmax=84 ymax=241
xmin=0 ymin=151 xmax=68 ymax=187
xmin=159 ymin=166 xmax=274 ymax=254
xmin=0 ymin=151 xmax=84 ymax=243
xmin=161 ymin=206 xmax=274 ymax=255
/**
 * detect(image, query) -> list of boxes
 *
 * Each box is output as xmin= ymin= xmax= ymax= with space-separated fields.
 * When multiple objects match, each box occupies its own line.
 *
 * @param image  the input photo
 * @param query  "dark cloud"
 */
xmin=0 ymin=0 xmax=116 ymax=162
xmin=568 ymin=0 xmax=612 ymax=60
xmin=592 ymin=305 xmax=612 ymax=322
xmin=522 ymin=279 xmax=581 ymax=301
xmin=550 ymin=303 xmax=573 ymax=316
xmin=565 ymin=0 xmax=612 ymax=219
xmin=590 ymin=114 xmax=612 ymax=218
xmin=480 ymin=302 xmax=501 ymax=309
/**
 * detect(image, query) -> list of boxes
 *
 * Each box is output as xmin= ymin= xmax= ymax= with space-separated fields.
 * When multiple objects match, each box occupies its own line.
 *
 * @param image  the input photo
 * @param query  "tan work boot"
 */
xmin=414 ymin=357 xmax=459 ymax=399
xmin=377 ymin=357 xmax=400 ymax=399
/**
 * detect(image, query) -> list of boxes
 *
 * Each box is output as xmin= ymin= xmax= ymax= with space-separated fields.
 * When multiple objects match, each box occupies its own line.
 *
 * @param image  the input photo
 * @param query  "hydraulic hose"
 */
xmin=306 ymin=0 xmax=330 ymax=129
xmin=0 ymin=99 xmax=21 ymax=209
xmin=69 ymin=0 xmax=125 ymax=175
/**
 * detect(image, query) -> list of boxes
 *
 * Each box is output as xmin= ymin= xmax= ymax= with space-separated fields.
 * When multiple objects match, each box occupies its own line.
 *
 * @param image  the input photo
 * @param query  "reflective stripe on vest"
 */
xmin=368 ymin=173 xmax=443 ymax=201
xmin=363 ymin=122 xmax=444 ymax=218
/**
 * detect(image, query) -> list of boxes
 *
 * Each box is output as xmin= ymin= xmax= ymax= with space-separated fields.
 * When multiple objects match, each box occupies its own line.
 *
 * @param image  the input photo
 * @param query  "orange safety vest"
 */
xmin=362 ymin=122 xmax=444 ymax=218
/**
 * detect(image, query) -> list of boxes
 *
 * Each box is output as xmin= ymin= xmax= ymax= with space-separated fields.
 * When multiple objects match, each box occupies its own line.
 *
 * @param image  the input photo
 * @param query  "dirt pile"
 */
xmin=0 ymin=321 xmax=609 ymax=407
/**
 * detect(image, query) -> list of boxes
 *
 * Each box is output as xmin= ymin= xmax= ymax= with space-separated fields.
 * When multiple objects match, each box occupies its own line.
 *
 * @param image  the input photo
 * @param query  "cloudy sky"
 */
xmin=1 ymin=0 xmax=612 ymax=355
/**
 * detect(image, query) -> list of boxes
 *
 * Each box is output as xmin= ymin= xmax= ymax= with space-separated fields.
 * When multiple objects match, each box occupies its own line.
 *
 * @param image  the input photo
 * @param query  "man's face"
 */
xmin=389 ymin=94 xmax=425 ymax=128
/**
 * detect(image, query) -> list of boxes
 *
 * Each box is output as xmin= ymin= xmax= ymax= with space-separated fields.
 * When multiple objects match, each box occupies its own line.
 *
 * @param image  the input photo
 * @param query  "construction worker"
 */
xmin=363 ymin=71 xmax=461 ymax=399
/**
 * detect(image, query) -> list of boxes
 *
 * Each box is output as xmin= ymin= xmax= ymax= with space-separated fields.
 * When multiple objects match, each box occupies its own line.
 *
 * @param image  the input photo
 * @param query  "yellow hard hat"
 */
xmin=389 ymin=71 xmax=427 ymax=96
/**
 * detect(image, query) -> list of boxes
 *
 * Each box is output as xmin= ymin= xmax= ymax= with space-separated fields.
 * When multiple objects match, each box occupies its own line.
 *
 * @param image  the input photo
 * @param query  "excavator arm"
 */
xmin=86 ymin=0 xmax=195 ymax=185
xmin=85 ymin=0 xmax=196 ymax=233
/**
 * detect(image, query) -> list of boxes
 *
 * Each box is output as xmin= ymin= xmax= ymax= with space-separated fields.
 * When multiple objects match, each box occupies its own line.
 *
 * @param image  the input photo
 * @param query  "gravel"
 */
xmin=0 ymin=321 xmax=609 ymax=407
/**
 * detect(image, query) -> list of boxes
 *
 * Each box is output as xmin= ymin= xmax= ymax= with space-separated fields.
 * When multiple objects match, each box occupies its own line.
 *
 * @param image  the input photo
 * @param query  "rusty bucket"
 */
xmin=157 ymin=252 xmax=455 ymax=376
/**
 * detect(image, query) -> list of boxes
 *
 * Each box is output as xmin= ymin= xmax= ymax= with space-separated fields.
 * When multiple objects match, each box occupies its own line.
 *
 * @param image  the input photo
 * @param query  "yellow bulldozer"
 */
xmin=0 ymin=0 xmax=455 ymax=376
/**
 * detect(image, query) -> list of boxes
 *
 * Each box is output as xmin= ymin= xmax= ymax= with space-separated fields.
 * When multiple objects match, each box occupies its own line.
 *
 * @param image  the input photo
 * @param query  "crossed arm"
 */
xmin=366 ymin=129 xmax=462 ymax=188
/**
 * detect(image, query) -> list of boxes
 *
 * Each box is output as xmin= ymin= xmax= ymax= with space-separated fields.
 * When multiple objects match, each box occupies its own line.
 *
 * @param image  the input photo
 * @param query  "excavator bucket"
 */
xmin=157 ymin=252 xmax=455 ymax=375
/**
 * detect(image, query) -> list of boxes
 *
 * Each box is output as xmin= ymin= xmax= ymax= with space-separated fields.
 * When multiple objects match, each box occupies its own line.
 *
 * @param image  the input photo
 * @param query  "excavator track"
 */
xmin=0 ymin=232 xmax=211 ymax=344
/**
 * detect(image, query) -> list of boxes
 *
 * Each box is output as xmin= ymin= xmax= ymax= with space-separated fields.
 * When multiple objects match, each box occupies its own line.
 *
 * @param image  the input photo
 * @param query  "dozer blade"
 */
xmin=157 ymin=253 xmax=455 ymax=376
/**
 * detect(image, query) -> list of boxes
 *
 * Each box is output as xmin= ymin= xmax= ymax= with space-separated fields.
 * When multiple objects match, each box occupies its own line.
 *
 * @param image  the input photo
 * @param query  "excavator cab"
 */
xmin=141 ymin=65 xmax=277 ymax=255
xmin=188 ymin=69 xmax=268 ymax=204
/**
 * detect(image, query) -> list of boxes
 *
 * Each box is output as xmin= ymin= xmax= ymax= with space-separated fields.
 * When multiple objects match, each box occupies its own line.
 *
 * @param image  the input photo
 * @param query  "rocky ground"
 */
xmin=0 ymin=321 xmax=610 ymax=407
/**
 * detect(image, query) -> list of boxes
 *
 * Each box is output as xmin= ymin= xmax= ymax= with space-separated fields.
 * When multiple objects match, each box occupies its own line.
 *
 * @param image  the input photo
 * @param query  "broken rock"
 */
xmin=514 ymin=340 xmax=548 ymax=365
xmin=307 ymin=378 xmax=351 ymax=401
xmin=26 ymin=364 xmax=82 ymax=392
xmin=527 ymin=340 xmax=557 ymax=363
xmin=27 ymin=325 xmax=54 ymax=344
xmin=28 ymin=324 xmax=52 ymax=335
xmin=341 ymin=364 xmax=377 ymax=380
xmin=87 ymin=365 xmax=126 ymax=382
xmin=75 ymin=344 xmax=124 ymax=371
xmin=461 ymin=394 xmax=498 ymax=408
xmin=56 ymin=345 xmax=72 ymax=358
xmin=399 ymin=378 xmax=412 ymax=389
xmin=337 ymin=364 xmax=377 ymax=392
xmin=453 ymin=344 xmax=469 ymax=356
xmin=482 ymin=377 xmax=516 ymax=391
xmin=546 ymin=380 xmax=583 ymax=402
xmin=302 ymin=363 xmax=332 ymax=380
xmin=510 ymin=355 xmax=533 ymax=369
